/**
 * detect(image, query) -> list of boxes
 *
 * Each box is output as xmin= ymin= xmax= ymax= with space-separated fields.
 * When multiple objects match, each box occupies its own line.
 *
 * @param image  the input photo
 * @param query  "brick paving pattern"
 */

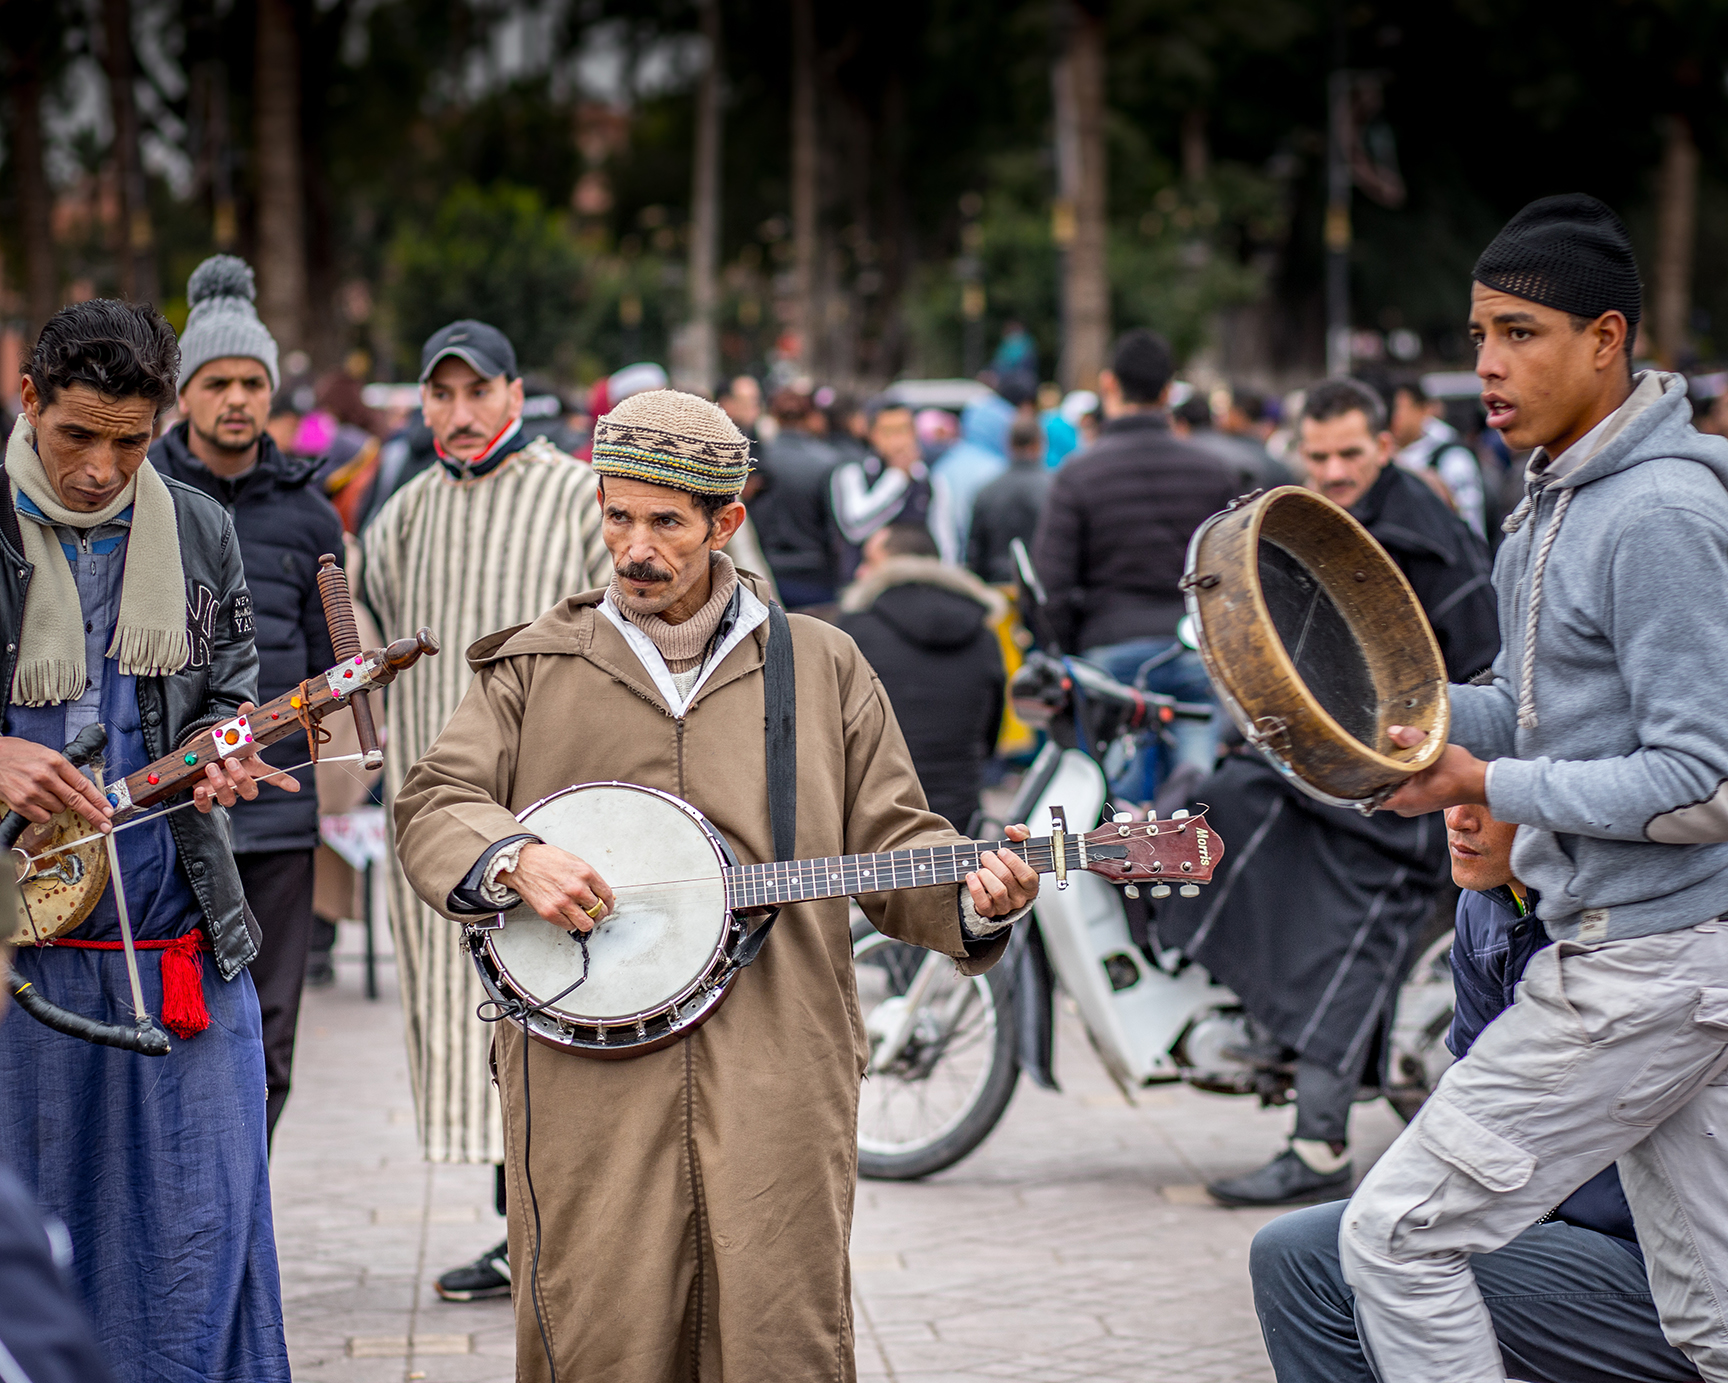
xmin=273 ymin=932 xmax=1405 ymax=1381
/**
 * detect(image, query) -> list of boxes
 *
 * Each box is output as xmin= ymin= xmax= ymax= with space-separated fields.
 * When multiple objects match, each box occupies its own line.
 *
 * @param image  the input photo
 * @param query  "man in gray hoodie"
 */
xmin=1334 ymin=194 xmax=1728 ymax=1382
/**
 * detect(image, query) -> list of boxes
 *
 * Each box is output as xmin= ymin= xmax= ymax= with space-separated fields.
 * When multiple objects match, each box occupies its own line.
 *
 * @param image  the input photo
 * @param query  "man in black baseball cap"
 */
xmin=362 ymin=317 xmax=612 ymax=1306
xmin=418 ymin=319 xmax=519 ymax=388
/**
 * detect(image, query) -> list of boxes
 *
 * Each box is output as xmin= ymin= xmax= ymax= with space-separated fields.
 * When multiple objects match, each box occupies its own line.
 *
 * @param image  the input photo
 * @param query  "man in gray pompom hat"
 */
xmin=175 ymin=254 xmax=280 ymax=394
xmin=151 ymin=253 xmax=343 ymax=1146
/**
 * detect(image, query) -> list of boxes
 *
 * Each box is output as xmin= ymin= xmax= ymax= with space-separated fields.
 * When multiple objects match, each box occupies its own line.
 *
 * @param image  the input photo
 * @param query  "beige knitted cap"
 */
xmin=590 ymin=388 xmax=752 ymax=496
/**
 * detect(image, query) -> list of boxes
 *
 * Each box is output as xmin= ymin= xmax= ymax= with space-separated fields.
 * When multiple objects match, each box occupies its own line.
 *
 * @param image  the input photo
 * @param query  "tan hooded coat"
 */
xmin=394 ymin=577 xmax=1008 ymax=1382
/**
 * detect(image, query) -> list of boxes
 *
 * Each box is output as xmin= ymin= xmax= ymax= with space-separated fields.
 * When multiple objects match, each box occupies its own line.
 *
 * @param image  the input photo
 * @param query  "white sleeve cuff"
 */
xmin=479 ymin=838 xmax=533 ymax=908
xmin=958 ymin=885 xmax=1032 ymax=940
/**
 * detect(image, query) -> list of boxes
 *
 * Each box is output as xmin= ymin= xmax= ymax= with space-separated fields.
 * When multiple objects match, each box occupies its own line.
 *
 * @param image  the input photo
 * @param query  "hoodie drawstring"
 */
xmin=1517 ymin=486 xmax=1573 ymax=730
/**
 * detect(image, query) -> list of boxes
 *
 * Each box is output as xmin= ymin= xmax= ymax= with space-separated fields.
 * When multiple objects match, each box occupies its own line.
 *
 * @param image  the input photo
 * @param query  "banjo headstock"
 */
xmin=1075 ymin=809 xmax=1223 ymax=897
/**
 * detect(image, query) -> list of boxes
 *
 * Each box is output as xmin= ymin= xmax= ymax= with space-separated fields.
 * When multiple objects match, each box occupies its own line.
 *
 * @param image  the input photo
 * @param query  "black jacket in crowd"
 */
xmin=751 ymin=429 xmax=842 ymax=599
xmin=1349 ymin=462 xmax=1499 ymax=681
xmin=966 ymin=458 xmax=1051 ymax=585
xmin=1032 ymin=412 xmax=1241 ymax=653
xmin=0 ymin=470 xmax=262 ymax=979
xmin=838 ymin=557 xmax=1005 ymax=832
xmin=152 ymin=424 xmax=344 ymax=854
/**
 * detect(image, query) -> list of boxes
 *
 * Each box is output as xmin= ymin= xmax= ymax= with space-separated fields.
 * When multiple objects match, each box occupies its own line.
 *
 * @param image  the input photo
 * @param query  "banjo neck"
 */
xmin=721 ymin=812 xmax=1222 ymax=911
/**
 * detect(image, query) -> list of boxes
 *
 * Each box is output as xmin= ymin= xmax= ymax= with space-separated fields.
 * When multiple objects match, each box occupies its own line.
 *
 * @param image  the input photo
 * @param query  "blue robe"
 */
xmin=0 ymin=514 xmax=288 ymax=1382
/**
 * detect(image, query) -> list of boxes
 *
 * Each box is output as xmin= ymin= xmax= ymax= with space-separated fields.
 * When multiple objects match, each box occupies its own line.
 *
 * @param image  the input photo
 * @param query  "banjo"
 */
xmin=4 ymin=555 xmax=439 ymax=1054
xmin=469 ymin=782 xmax=1225 ymax=1059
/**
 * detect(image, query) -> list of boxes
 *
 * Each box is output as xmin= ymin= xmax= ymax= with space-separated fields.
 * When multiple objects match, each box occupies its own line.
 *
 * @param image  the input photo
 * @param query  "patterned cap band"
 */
xmin=590 ymin=389 xmax=751 ymax=497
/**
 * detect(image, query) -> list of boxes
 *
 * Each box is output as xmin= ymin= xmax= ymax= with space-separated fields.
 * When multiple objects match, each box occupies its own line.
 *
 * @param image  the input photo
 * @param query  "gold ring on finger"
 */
xmin=583 ymin=898 xmax=605 ymax=921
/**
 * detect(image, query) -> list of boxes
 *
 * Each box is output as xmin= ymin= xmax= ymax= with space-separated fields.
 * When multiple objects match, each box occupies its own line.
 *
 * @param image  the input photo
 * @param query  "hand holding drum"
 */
xmin=1377 ymin=724 xmax=1490 ymax=816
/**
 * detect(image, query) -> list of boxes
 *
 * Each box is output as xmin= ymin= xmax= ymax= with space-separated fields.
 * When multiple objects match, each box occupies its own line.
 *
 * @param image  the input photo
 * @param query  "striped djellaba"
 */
xmin=361 ymin=437 xmax=612 ymax=1163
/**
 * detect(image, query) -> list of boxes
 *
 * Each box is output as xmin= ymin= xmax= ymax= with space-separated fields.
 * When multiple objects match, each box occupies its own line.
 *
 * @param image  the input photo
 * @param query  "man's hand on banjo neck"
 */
xmin=503 ymin=823 xmax=1041 ymax=935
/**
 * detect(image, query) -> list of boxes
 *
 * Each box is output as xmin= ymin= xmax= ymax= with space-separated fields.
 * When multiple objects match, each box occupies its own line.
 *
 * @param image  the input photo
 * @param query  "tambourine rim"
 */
xmin=480 ymin=780 xmax=740 ymax=1033
xmin=1184 ymin=486 xmax=1449 ymax=791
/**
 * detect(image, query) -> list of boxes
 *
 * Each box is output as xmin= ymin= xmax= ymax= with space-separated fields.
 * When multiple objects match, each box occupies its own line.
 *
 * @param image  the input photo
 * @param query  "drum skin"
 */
xmin=3 ymin=809 xmax=109 ymax=947
xmin=1183 ymin=486 xmax=1448 ymax=807
xmin=474 ymin=782 xmax=741 ymax=1058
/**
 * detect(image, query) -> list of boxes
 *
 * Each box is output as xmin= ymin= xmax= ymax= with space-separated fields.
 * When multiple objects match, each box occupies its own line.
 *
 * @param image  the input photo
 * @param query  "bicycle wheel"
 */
xmin=853 ymin=918 xmax=1020 ymax=1180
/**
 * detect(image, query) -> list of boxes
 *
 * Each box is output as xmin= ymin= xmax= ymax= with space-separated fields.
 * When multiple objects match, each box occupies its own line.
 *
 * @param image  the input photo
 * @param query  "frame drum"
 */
xmin=1182 ymin=486 xmax=1448 ymax=808
xmin=472 ymin=782 xmax=739 ymax=1057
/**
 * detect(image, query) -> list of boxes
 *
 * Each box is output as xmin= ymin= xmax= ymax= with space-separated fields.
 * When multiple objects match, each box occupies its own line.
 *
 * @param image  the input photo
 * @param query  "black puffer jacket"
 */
xmin=1032 ymin=412 xmax=1239 ymax=652
xmin=837 ymin=557 xmax=1006 ymax=832
xmin=151 ymin=424 xmax=343 ymax=852
xmin=0 ymin=471 xmax=262 ymax=979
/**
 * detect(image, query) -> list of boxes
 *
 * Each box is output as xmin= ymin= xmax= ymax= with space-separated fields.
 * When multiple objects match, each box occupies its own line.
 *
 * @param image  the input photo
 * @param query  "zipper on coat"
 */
xmin=675 ymin=718 xmax=687 ymax=798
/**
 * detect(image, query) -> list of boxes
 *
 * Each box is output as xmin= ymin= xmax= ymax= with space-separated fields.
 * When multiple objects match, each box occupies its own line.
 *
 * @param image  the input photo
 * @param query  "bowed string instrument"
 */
xmin=2 ymin=555 xmax=438 ymax=1055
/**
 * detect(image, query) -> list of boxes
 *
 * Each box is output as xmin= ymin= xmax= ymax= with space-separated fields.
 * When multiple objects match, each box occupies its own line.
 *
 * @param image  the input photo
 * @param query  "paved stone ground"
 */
xmin=273 ymin=928 xmax=1405 ymax=1382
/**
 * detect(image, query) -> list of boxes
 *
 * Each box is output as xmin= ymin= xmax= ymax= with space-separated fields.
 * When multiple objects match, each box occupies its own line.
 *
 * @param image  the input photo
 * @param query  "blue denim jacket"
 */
xmin=1449 ymin=886 xmax=1638 ymax=1246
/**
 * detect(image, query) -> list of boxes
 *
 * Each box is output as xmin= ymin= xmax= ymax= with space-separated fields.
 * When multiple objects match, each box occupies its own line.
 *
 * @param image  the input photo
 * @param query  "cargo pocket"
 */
xmin=1415 ymin=1096 xmax=1537 ymax=1194
xmin=1612 ymin=988 xmax=1728 ymax=1128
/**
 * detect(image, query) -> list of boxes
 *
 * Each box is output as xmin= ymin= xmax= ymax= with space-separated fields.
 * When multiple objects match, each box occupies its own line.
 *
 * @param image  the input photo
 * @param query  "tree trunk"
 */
xmin=790 ymin=0 xmax=818 ymax=371
xmin=254 ymin=0 xmax=307 ymax=356
xmin=10 ymin=62 xmax=58 ymax=341
xmin=674 ymin=0 xmax=723 ymax=393
xmin=1181 ymin=108 xmax=1209 ymax=183
xmin=1052 ymin=1 xmax=1108 ymax=391
xmin=1653 ymin=114 xmax=1698 ymax=369
xmin=102 ymin=0 xmax=156 ymax=304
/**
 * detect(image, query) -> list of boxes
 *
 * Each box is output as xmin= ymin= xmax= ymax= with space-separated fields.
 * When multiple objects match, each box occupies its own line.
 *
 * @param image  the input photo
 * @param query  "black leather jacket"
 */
xmin=0 ymin=470 xmax=262 ymax=979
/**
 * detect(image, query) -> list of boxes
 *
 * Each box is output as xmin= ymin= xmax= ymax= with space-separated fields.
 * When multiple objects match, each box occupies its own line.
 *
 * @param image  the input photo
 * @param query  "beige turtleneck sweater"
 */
xmin=610 ymin=551 xmax=740 ymax=694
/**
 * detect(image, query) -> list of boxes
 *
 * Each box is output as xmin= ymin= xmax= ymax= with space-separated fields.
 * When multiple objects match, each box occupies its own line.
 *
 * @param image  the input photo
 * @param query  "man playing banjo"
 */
xmin=395 ymin=388 xmax=1038 ymax=1381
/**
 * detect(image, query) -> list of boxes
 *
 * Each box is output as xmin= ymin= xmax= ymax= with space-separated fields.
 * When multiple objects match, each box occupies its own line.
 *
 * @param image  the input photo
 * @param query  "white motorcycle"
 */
xmin=852 ymin=647 xmax=1457 ymax=1180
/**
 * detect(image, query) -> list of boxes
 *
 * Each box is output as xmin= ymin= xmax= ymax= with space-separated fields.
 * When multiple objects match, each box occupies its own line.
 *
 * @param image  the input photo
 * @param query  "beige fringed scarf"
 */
xmin=6 ymin=417 xmax=189 ymax=706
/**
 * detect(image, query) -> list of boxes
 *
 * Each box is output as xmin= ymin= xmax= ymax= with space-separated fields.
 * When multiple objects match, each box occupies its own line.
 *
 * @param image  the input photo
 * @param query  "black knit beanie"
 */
xmin=1472 ymin=193 xmax=1642 ymax=330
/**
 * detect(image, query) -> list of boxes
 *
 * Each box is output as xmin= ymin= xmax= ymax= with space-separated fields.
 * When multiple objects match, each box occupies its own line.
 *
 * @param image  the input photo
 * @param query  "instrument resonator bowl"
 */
xmin=4 ymin=809 xmax=109 ymax=947
xmin=1182 ymin=486 xmax=1448 ymax=807
xmin=479 ymin=782 xmax=734 ymax=1057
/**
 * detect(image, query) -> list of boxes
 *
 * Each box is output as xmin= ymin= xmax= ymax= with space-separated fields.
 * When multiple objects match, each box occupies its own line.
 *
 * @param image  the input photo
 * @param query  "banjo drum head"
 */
xmin=488 ymin=783 xmax=730 ymax=1027
xmin=1183 ymin=486 xmax=1448 ymax=807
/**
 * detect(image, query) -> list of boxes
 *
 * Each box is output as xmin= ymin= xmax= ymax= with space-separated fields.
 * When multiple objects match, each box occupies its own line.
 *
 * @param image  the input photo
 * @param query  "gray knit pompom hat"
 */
xmin=176 ymin=255 xmax=280 ymax=391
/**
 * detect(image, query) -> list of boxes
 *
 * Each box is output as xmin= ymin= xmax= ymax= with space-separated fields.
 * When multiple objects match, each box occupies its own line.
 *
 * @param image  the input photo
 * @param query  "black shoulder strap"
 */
xmin=733 ymin=601 xmax=797 ymax=969
xmin=764 ymin=601 xmax=798 ymax=863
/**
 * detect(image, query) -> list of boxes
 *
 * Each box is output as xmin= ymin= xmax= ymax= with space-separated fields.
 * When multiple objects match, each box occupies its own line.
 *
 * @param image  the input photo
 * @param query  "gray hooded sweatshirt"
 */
xmin=1450 ymin=371 xmax=1728 ymax=942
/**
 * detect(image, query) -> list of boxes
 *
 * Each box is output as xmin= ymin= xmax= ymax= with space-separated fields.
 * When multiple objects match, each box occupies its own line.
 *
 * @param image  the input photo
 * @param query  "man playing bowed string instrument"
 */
xmin=395 ymin=388 xmax=1038 ymax=1382
xmin=0 ymin=301 xmax=292 ymax=1382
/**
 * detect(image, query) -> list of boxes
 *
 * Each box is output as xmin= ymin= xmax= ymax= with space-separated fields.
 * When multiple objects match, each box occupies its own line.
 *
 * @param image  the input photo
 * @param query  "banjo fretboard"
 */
xmin=724 ymin=837 xmax=1060 ymax=911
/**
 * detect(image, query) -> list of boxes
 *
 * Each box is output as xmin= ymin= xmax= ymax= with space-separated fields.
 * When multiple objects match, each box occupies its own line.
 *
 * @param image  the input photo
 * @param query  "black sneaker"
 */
xmin=1206 ymin=1149 xmax=1352 ymax=1207
xmin=434 ymin=1238 xmax=511 ymax=1301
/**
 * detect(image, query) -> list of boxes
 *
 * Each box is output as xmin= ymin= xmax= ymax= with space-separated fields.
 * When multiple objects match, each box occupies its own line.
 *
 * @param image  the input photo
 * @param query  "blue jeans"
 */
xmin=1251 ymin=1201 xmax=1698 ymax=1383
xmin=1083 ymin=637 xmax=1220 ymax=800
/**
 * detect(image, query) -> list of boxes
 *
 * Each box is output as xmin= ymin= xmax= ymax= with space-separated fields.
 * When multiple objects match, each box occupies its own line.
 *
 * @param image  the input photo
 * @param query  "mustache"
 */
xmin=616 ymin=559 xmax=675 ymax=583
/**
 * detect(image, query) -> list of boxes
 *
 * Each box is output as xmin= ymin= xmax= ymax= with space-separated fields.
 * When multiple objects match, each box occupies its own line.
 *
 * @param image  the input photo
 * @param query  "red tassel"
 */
xmin=158 ymin=932 xmax=210 ymax=1039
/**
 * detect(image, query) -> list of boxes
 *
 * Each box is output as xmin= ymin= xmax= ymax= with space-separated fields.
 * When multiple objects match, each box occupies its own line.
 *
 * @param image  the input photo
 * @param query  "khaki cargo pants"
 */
xmin=1339 ymin=923 xmax=1728 ymax=1383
